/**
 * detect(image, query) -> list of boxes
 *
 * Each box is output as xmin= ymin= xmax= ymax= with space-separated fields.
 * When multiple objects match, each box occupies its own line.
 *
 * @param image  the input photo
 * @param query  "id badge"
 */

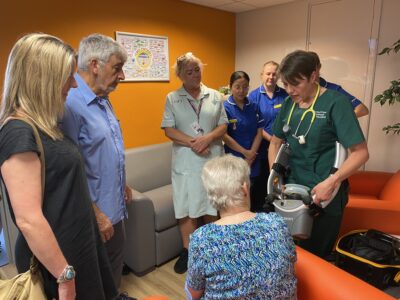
xmin=190 ymin=121 xmax=204 ymax=135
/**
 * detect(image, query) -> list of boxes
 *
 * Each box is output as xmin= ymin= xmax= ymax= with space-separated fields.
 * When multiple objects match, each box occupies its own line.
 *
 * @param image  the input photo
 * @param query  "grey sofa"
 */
xmin=124 ymin=142 xmax=182 ymax=276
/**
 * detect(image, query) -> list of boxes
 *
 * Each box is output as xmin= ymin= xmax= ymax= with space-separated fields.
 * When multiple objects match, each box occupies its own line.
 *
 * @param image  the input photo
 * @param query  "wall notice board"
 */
xmin=115 ymin=31 xmax=169 ymax=81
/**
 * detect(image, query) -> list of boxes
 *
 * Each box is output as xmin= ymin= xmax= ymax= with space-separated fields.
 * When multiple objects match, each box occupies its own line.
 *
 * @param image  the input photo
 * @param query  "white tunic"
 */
xmin=161 ymin=84 xmax=228 ymax=218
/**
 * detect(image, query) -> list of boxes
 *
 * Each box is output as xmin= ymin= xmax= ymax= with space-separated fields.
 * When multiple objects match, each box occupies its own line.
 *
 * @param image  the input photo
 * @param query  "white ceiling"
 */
xmin=181 ymin=0 xmax=297 ymax=13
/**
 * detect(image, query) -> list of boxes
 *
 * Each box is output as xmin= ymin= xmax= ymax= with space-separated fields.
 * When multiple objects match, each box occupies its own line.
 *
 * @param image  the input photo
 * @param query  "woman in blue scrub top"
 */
xmin=248 ymin=61 xmax=288 ymax=211
xmin=223 ymin=71 xmax=265 ymax=212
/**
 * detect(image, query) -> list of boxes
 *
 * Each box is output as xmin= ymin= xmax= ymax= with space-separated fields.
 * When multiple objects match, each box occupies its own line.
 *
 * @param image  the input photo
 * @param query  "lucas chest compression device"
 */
xmin=266 ymin=142 xmax=347 ymax=239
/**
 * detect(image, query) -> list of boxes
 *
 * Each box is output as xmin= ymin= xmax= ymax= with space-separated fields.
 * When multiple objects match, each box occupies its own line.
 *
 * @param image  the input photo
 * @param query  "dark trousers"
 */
xmin=250 ymin=158 xmax=269 ymax=212
xmin=105 ymin=220 xmax=126 ymax=289
xmin=298 ymin=182 xmax=349 ymax=258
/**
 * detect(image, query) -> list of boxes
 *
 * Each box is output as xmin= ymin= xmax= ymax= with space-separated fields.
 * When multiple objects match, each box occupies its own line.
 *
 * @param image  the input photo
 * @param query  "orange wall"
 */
xmin=0 ymin=0 xmax=235 ymax=148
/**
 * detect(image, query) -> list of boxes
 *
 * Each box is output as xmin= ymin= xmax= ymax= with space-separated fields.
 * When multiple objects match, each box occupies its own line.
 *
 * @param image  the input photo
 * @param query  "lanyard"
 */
xmin=286 ymin=84 xmax=320 ymax=141
xmin=187 ymin=98 xmax=203 ymax=123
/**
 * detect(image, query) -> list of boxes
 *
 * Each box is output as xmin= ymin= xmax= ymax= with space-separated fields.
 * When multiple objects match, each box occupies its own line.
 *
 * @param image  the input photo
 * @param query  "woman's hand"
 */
xmin=190 ymin=135 xmax=212 ymax=154
xmin=197 ymin=147 xmax=210 ymax=157
xmin=243 ymin=149 xmax=257 ymax=162
xmin=311 ymin=175 xmax=339 ymax=205
xmin=57 ymin=280 xmax=76 ymax=300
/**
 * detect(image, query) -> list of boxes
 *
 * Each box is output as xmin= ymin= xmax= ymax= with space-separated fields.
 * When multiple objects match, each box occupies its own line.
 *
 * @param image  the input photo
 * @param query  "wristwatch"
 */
xmin=57 ymin=265 xmax=76 ymax=283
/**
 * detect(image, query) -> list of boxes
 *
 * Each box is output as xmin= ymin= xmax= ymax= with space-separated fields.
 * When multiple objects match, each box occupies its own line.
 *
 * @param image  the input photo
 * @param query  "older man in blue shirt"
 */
xmin=61 ymin=34 xmax=135 ymax=300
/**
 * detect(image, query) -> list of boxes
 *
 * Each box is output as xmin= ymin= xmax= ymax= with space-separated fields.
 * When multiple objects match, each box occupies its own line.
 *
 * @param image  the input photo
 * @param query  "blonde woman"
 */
xmin=0 ymin=33 xmax=117 ymax=299
xmin=161 ymin=52 xmax=228 ymax=274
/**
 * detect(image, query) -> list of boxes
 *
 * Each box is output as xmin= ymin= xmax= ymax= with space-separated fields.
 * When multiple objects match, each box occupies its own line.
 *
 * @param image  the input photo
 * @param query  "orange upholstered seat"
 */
xmin=340 ymin=170 xmax=400 ymax=236
xmin=295 ymin=246 xmax=394 ymax=300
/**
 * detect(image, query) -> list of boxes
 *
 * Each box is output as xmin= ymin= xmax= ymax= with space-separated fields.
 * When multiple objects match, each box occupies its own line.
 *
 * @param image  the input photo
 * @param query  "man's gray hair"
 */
xmin=201 ymin=155 xmax=250 ymax=211
xmin=77 ymin=33 xmax=127 ymax=70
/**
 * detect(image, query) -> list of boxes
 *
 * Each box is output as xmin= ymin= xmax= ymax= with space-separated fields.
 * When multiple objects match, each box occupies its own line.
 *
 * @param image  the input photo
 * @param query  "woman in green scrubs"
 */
xmin=269 ymin=50 xmax=369 ymax=258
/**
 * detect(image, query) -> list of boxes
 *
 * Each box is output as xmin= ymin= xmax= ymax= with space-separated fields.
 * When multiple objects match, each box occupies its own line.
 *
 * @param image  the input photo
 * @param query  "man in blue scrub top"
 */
xmin=309 ymin=51 xmax=369 ymax=118
xmin=248 ymin=61 xmax=288 ymax=208
xmin=61 ymin=34 xmax=136 ymax=300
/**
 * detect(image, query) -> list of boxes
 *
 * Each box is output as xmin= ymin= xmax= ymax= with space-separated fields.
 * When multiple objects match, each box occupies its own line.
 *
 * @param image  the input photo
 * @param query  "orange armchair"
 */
xmin=339 ymin=170 xmax=400 ymax=236
xmin=296 ymin=247 xmax=394 ymax=300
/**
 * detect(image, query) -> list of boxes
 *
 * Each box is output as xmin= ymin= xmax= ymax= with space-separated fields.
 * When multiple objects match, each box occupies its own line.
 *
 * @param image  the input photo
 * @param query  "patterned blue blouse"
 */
xmin=186 ymin=213 xmax=297 ymax=299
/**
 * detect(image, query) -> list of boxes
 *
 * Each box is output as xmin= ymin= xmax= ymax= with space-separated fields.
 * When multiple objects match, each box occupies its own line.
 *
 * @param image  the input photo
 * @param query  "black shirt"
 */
xmin=0 ymin=120 xmax=117 ymax=300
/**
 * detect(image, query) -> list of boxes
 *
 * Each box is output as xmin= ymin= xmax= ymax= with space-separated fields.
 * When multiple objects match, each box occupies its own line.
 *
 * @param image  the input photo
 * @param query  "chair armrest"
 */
xmin=295 ymin=247 xmax=394 ymax=300
xmin=349 ymin=171 xmax=393 ymax=197
xmin=124 ymin=191 xmax=156 ymax=276
xmin=340 ymin=200 xmax=400 ymax=236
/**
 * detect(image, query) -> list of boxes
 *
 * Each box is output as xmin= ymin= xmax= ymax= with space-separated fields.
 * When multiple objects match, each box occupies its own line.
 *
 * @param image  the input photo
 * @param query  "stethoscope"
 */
xmin=282 ymin=84 xmax=320 ymax=145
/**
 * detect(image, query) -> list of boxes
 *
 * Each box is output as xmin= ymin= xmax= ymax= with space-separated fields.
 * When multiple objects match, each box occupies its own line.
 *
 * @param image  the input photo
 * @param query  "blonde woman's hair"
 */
xmin=0 ymin=33 xmax=75 ymax=140
xmin=173 ymin=52 xmax=204 ymax=77
xmin=201 ymin=155 xmax=250 ymax=211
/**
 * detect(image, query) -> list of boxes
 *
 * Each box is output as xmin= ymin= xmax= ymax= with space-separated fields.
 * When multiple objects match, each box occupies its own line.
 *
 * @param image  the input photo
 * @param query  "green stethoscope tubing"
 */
xmin=285 ymin=84 xmax=321 ymax=140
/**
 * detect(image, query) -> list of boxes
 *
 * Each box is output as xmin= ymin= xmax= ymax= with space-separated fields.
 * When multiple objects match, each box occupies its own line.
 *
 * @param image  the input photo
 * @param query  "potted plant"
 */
xmin=374 ymin=39 xmax=400 ymax=134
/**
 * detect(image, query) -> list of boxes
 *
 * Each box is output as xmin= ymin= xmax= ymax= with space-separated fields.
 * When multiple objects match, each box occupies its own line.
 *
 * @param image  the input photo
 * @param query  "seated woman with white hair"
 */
xmin=185 ymin=155 xmax=297 ymax=299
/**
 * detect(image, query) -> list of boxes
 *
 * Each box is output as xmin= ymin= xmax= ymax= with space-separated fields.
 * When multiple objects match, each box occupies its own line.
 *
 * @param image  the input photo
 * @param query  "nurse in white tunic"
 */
xmin=161 ymin=52 xmax=228 ymax=274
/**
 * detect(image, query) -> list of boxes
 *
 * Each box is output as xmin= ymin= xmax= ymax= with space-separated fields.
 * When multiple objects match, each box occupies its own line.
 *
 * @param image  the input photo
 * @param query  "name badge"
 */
xmin=190 ymin=121 xmax=204 ymax=135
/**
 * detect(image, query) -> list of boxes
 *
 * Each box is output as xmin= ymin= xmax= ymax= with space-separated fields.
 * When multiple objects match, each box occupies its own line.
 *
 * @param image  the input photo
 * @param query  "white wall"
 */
xmin=366 ymin=0 xmax=400 ymax=172
xmin=236 ymin=0 xmax=308 ymax=89
xmin=236 ymin=0 xmax=400 ymax=172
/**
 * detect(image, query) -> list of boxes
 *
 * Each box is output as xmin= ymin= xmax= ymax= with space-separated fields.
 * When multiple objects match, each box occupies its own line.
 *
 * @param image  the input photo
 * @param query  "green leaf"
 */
xmin=383 ymin=123 xmax=400 ymax=135
xmin=374 ymin=94 xmax=383 ymax=103
xmin=376 ymin=39 xmax=400 ymax=135
xmin=378 ymin=47 xmax=391 ymax=55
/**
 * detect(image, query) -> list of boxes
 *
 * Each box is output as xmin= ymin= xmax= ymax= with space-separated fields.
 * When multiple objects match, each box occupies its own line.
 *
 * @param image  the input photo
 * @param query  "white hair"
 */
xmin=77 ymin=33 xmax=127 ymax=70
xmin=201 ymin=155 xmax=250 ymax=211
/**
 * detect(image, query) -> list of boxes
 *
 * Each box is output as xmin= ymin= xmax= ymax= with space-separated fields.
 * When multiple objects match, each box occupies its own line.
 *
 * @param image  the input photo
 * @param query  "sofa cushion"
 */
xmin=144 ymin=185 xmax=176 ymax=232
xmin=125 ymin=142 xmax=172 ymax=193
xmin=379 ymin=170 xmax=400 ymax=201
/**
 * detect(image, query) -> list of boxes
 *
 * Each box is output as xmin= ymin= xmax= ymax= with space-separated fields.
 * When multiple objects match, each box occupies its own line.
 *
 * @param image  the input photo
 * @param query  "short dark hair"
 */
xmin=308 ymin=51 xmax=321 ymax=69
xmin=279 ymin=50 xmax=315 ymax=85
xmin=229 ymin=71 xmax=250 ymax=87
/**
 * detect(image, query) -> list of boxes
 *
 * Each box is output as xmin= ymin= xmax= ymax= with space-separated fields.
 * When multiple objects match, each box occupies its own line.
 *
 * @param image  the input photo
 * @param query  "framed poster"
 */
xmin=115 ymin=31 xmax=169 ymax=81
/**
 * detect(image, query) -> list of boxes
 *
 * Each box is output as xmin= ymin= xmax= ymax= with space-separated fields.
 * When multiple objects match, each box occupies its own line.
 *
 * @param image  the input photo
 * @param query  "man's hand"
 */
xmin=92 ymin=204 xmax=114 ymax=242
xmin=124 ymin=185 xmax=133 ymax=204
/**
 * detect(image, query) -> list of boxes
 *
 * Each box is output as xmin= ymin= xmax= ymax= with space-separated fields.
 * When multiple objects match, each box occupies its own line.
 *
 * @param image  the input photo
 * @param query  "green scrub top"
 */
xmin=273 ymin=89 xmax=365 ymax=190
